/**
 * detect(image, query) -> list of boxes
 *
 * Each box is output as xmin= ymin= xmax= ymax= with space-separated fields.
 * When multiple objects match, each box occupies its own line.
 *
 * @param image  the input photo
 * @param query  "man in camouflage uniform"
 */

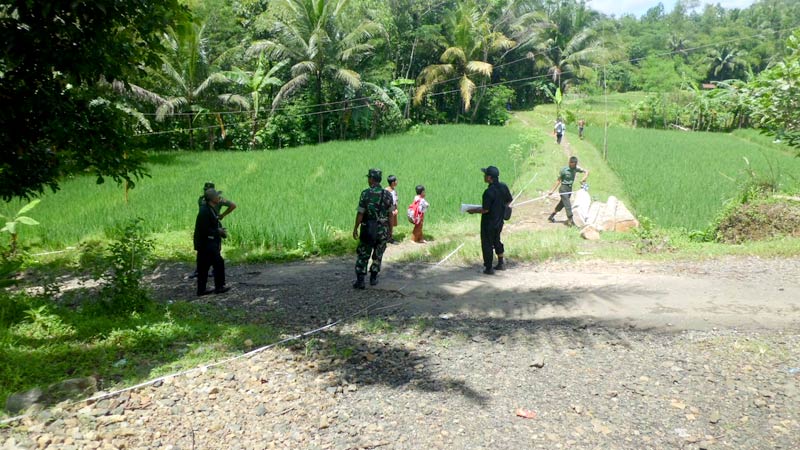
xmin=352 ymin=168 xmax=395 ymax=289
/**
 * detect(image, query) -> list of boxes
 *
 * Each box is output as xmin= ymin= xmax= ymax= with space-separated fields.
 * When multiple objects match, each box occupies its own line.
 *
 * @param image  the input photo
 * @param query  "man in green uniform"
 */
xmin=547 ymin=156 xmax=589 ymax=226
xmin=352 ymin=169 xmax=395 ymax=289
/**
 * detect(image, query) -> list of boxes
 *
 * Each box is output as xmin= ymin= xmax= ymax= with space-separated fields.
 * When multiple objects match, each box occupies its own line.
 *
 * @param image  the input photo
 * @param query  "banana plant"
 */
xmin=1 ymin=199 xmax=41 ymax=255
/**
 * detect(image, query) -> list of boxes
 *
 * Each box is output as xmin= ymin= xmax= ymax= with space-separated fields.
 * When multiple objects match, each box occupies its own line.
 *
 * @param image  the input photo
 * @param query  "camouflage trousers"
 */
xmin=355 ymin=239 xmax=387 ymax=275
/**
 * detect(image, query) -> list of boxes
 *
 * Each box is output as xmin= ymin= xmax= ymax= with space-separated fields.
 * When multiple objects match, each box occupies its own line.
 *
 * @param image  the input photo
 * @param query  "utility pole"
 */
xmin=603 ymin=64 xmax=609 ymax=161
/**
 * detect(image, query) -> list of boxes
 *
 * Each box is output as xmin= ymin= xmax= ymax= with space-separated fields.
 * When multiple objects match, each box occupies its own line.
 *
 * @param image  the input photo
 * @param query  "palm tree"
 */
xmin=248 ymin=0 xmax=382 ymax=143
xmin=706 ymin=46 xmax=749 ymax=81
xmin=414 ymin=0 xmax=514 ymax=119
xmin=117 ymin=20 xmax=242 ymax=149
xmin=523 ymin=1 xmax=610 ymax=96
xmin=221 ymin=56 xmax=288 ymax=149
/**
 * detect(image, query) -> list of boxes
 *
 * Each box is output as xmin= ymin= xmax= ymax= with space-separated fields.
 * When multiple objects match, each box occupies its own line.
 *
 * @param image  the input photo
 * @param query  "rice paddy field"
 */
xmin=584 ymin=126 xmax=800 ymax=230
xmin=1 ymin=125 xmax=518 ymax=259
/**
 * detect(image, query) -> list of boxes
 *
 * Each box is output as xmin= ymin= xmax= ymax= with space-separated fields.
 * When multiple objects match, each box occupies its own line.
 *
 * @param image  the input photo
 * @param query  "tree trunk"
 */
xmin=470 ymin=80 xmax=487 ymax=123
xmin=188 ymin=115 xmax=194 ymax=149
xmin=250 ymin=113 xmax=258 ymax=150
xmin=316 ymin=73 xmax=324 ymax=144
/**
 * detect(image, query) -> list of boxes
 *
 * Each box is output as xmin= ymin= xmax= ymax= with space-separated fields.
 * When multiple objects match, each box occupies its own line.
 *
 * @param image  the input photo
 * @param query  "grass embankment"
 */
xmin=1 ymin=125 xmax=517 ymax=262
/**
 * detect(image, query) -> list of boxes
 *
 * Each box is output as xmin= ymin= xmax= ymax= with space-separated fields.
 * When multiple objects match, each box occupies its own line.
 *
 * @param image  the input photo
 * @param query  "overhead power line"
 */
xmin=134 ymin=25 xmax=799 ymax=138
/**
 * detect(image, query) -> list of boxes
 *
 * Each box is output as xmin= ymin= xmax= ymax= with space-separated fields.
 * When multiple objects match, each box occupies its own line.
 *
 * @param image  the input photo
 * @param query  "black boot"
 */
xmin=494 ymin=257 xmax=506 ymax=271
xmin=547 ymin=213 xmax=556 ymax=223
xmin=353 ymin=274 xmax=366 ymax=289
xmin=369 ymin=272 xmax=378 ymax=286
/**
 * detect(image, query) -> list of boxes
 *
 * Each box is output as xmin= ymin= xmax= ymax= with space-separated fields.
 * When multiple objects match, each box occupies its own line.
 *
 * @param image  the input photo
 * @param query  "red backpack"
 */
xmin=407 ymin=197 xmax=422 ymax=224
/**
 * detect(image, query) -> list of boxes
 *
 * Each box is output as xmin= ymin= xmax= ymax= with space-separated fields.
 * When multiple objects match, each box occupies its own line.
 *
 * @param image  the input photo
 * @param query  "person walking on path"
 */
xmin=554 ymin=118 xmax=566 ymax=144
xmin=408 ymin=185 xmax=429 ymax=243
xmin=193 ymin=189 xmax=230 ymax=296
xmin=578 ymin=119 xmax=586 ymax=140
xmin=352 ymin=169 xmax=395 ymax=289
xmin=547 ymin=156 xmax=589 ymax=226
xmin=386 ymin=175 xmax=399 ymax=244
xmin=468 ymin=166 xmax=513 ymax=275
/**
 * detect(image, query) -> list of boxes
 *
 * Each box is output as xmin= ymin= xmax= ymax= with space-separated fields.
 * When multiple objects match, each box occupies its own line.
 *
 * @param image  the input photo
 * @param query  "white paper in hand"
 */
xmin=461 ymin=203 xmax=481 ymax=213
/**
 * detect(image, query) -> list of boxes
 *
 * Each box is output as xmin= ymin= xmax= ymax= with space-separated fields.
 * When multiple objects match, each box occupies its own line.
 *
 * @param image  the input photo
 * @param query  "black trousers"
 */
xmin=480 ymin=224 xmax=504 ymax=269
xmin=196 ymin=246 xmax=225 ymax=294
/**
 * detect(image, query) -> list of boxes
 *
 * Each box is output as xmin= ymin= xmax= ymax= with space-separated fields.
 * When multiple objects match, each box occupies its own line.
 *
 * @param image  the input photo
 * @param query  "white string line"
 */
xmin=512 ymin=173 xmax=538 ymax=204
xmin=0 ymin=240 xmax=467 ymax=426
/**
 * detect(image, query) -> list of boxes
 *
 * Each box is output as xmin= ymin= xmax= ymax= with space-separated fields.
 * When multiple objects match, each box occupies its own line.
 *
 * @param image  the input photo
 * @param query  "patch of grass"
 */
xmin=0 ymin=295 xmax=281 ymax=416
xmin=356 ymin=317 xmax=395 ymax=334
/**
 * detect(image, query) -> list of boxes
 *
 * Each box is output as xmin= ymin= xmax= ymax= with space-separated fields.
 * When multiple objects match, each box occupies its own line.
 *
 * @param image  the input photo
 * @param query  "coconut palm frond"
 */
xmin=441 ymin=47 xmax=468 ymax=65
xmin=271 ymin=73 xmax=310 ymax=111
xmin=194 ymin=72 xmax=230 ymax=97
xmin=460 ymin=76 xmax=476 ymax=111
xmin=218 ymin=94 xmax=251 ymax=110
xmin=413 ymin=83 xmax=432 ymax=106
xmin=420 ymin=64 xmax=454 ymax=84
xmin=155 ymin=97 xmax=188 ymax=121
xmin=114 ymin=103 xmax=153 ymax=132
xmin=291 ymin=60 xmax=317 ymax=77
xmin=466 ymin=61 xmax=493 ymax=77
xmin=161 ymin=61 xmax=189 ymax=94
xmin=335 ymin=68 xmax=361 ymax=90
xmin=113 ymin=81 xmax=167 ymax=106
xmin=340 ymin=43 xmax=375 ymax=62
xmin=340 ymin=20 xmax=383 ymax=48
xmin=248 ymin=40 xmax=289 ymax=60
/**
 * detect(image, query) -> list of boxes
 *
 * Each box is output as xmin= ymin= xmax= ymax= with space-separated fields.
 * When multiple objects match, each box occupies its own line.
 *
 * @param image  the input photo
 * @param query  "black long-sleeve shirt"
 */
xmin=193 ymin=204 xmax=221 ymax=251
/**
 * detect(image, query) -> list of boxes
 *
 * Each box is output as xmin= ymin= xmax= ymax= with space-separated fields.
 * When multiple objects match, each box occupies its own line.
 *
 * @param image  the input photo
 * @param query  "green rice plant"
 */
xmin=584 ymin=127 xmax=800 ymax=230
xmin=0 ymin=125 xmax=517 ymax=260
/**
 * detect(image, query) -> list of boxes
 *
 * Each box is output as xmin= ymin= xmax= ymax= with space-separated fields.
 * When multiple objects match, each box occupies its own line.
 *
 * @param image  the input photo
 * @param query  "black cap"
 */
xmin=366 ymin=168 xmax=382 ymax=181
xmin=481 ymin=166 xmax=500 ymax=178
xmin=203 ymin=181 xmax=215 ymax=191
xmin=204 ymin=188 xmax=221 ymax=202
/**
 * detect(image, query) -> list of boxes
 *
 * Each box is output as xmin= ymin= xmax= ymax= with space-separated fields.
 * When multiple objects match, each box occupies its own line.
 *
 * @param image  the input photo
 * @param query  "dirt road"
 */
xmin=3 ymin=256 xmax=799 ymax=449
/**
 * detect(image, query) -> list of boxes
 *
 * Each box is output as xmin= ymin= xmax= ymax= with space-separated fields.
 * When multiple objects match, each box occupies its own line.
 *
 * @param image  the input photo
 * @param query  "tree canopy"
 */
xmin=0 ymin=0 xmax=190 ymax=200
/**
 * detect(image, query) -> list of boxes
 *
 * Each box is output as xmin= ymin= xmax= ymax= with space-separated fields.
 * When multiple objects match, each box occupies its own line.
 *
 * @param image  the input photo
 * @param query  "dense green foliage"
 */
xmin=585 ymin=126 xmax=800 ymax=230
xmin=747 ymin=30 xmax=800 ymax=152
xmin=0 ymin=0 xmax=190 ymax=200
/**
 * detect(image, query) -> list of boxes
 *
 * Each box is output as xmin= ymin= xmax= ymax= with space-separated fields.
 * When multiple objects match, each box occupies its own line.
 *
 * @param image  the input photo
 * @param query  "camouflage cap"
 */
xmin=203 ymin=181 xmax=215 ymax=191
xmin=366 ymin=168 xmax=382 ymax=181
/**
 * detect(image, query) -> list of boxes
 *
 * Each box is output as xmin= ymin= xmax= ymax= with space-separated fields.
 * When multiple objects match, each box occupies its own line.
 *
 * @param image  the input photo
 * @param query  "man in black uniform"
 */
xmin=193 ymin=189 xmax=230 ymax=296
xmin=468 ymin=166 xmax=513 ymax=275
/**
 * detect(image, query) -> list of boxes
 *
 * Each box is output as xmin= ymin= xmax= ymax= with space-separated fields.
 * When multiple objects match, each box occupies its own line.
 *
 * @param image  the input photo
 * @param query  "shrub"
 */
xmin=479 ymin=86 xmax=515 ymax=125
xmin=100 ymin=218 xmax=155 ymax=313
